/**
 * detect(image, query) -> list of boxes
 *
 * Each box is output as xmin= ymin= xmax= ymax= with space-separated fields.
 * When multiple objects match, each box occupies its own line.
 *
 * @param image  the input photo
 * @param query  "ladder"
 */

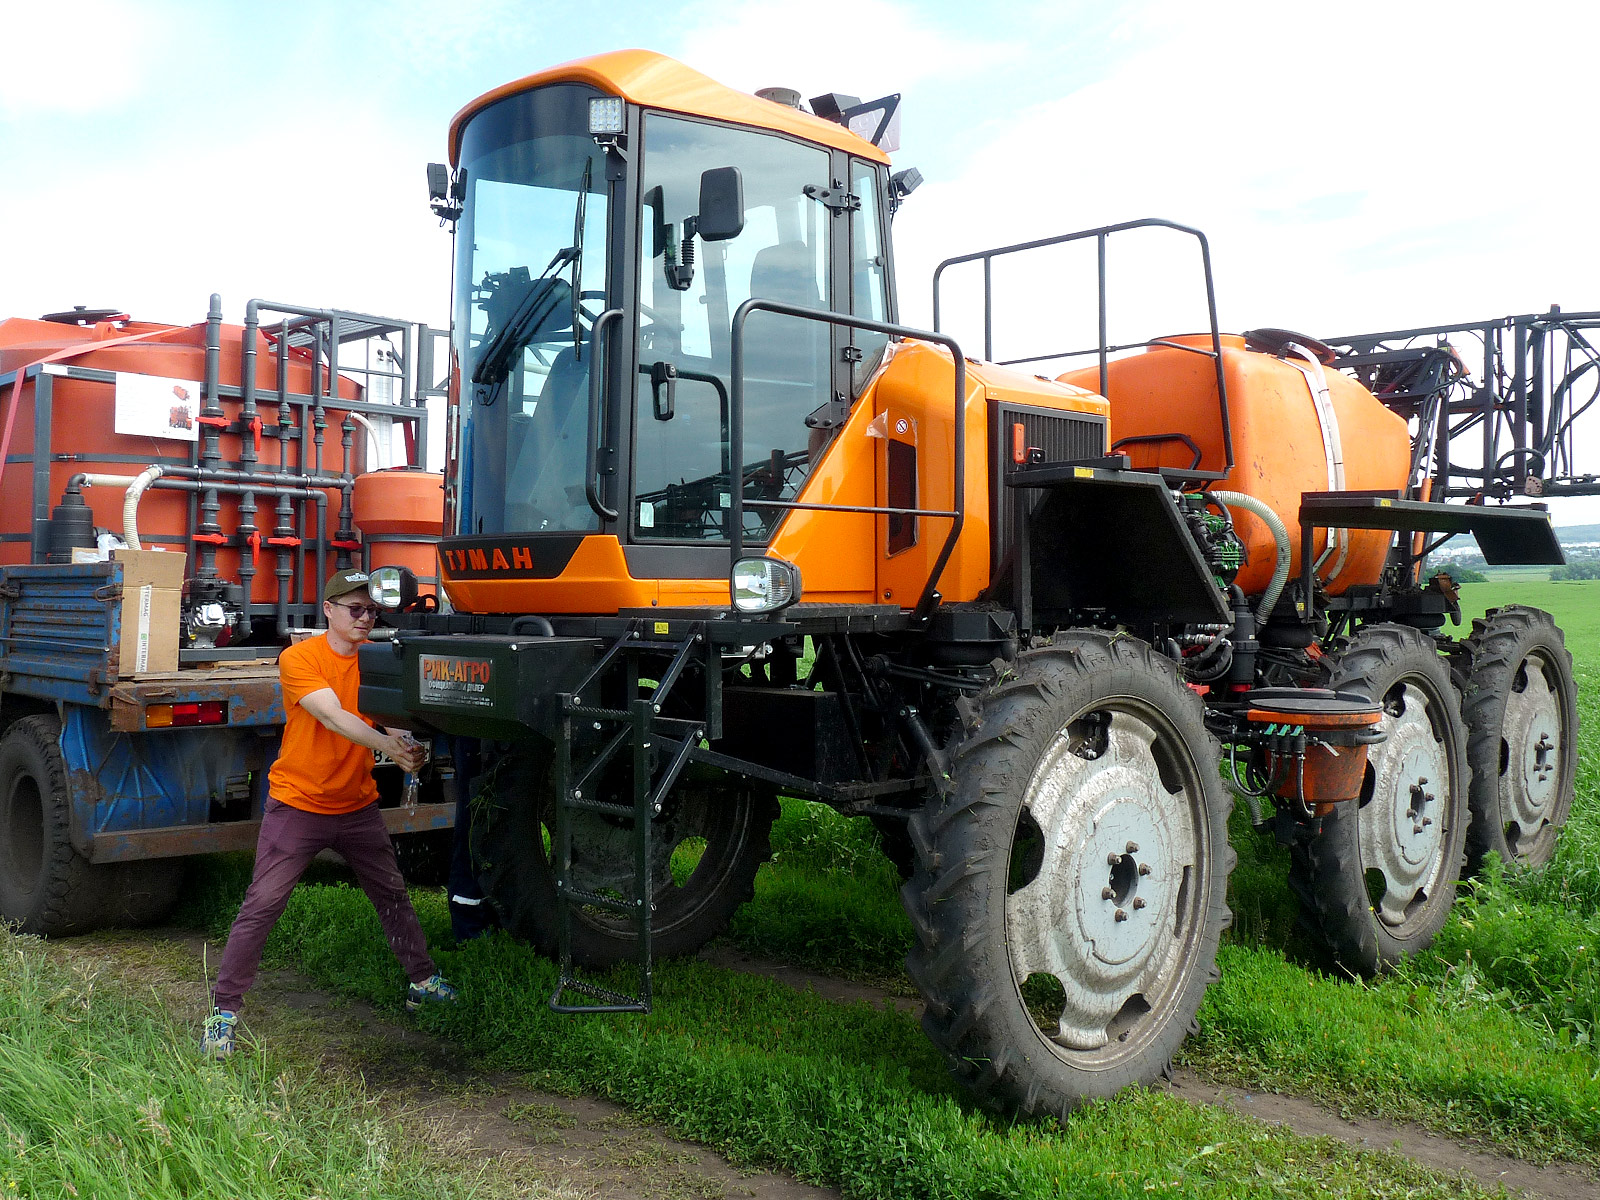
xmin=548 ymin=621 xmax=709 ymax=1013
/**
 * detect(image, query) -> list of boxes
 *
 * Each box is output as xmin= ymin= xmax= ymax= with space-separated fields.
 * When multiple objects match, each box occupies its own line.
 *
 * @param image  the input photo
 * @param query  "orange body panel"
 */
xmin=445 ymin=535 xmax=660 ymax=612
xmin=871 ymin=344 xmax=1110 ymax=606
xmin=449 ymin=49 xmax=889 ymax=168
xmin=1 ymin=315 xmax=369 ymax=605
xmin=765 ymin=394 xmax=879 ymax=602
xmin=1058 ymin=336 xmax=1410 ymax=596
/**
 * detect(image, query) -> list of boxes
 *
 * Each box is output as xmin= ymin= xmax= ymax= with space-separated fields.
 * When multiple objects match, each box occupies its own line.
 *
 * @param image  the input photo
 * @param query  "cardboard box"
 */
xmin=111 ymin=548 xmax=186 ymax=676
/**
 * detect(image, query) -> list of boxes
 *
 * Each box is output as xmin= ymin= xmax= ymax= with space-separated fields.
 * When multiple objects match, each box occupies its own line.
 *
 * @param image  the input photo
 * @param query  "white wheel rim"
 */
xmin=1357 ymin=681 xmax=1451 ymax=929
xmin=1502 ymin=651 xmax=1563 ymax=849
xmin=1005 ymin=707 xmax=1203 ymax=1052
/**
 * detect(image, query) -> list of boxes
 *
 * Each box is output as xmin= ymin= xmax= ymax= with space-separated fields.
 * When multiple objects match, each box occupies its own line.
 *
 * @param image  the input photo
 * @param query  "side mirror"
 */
xmin=697 ymin=166 xmax=744 ymax=242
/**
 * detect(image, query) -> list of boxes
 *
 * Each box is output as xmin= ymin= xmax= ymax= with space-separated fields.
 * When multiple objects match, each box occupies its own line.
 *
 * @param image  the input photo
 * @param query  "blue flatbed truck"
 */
xmin=0 ymin=299 xmax=455 ymax=935
xmin=0 ymin=559 xmax=457 ymax=935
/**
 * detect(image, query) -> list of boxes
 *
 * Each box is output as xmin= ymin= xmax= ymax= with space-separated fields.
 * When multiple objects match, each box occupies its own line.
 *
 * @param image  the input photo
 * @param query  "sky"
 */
xmin=5 ymin=0 xmax=1600 ymax=521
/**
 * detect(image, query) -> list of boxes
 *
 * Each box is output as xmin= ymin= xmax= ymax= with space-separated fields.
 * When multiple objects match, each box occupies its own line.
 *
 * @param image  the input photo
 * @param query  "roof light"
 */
xmin=588 ymin=96 xmax=624 ymax=135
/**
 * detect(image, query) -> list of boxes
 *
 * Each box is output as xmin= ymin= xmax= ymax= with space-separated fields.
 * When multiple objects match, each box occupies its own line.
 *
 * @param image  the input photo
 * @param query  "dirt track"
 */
xmin=42 ymin=928 xmax=1600 ymax=1200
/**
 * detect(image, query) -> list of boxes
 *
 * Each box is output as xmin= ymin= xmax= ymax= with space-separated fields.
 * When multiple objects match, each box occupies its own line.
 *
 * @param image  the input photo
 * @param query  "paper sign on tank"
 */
xmin=114 ymin=373 xmax=203 ymax=442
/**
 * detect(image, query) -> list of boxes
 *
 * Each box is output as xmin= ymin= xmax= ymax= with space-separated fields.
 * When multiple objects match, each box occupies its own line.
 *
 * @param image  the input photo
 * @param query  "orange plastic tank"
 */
xmin=0 ymin=310 xmax=371 ymax=607
xmin=353 ymin=469 xmax=444 ymax=596
xmin=1057 ymin=335 xmax=1411 ymax=596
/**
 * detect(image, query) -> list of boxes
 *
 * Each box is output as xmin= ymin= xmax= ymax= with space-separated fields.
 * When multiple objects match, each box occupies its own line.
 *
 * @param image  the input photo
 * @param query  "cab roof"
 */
xmin=448 ymin=49 xmax=891 ymax=167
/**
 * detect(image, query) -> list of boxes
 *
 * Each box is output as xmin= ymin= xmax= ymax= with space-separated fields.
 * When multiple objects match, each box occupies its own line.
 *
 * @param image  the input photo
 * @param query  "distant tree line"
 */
xmin=1551 ymin=562 xmax=1600 ymax=581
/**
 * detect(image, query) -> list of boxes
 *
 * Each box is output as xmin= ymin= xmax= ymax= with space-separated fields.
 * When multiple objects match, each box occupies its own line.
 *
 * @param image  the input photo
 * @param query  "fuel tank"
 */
xmin=0 ymin=310 xmax=368 ymax=607
xmin=1058 ymin=334 xmax=1411 ymax=596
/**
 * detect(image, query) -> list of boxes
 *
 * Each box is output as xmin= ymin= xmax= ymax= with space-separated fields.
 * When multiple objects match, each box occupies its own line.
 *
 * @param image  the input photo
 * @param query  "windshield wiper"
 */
xmin=570 ymin=158 xmax=591 ymax=362
xmin=471 ymin=244 xmax=578 ymax=387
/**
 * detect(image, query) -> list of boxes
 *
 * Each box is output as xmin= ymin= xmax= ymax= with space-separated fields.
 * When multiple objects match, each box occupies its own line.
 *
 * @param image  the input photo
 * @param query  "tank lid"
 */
xmin=41 ymin=306 xmax=128 ymax=326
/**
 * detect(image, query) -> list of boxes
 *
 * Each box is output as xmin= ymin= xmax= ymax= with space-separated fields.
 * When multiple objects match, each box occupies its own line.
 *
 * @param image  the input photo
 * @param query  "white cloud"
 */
xmin=671 ymin=0 xmax=1020 ymax=105
xmin=0 ymin=1 xmax=156 ymax=116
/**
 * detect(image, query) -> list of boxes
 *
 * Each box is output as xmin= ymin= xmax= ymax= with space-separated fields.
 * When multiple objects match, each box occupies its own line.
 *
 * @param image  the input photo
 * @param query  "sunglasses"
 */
xmin=333 ymin=602 xmax=381 ymax=620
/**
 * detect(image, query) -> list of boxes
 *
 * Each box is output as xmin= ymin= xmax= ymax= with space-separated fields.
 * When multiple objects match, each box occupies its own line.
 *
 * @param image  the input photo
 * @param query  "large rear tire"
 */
xmin=1460 ymin=606 xmax=1577 ymax=873
xmin=470 ymin=748 xmax=777 ymax=968
xmin=1290 ymin=624 xmax=1468 ymax=977
xmin=902 ymin=632 xmax=1234 ymax=1117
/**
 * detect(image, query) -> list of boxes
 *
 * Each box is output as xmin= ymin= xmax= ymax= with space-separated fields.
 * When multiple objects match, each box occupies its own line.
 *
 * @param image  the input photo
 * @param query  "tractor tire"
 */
xmin=470 ymin=748 xmax=777 ymax=968
xmin=1460 ymin=606 xmax=1577 ymax=874
xmin=901 ymin=632 xmax=1234 ymax=1117
xmin=1290 ymin=624 xmax=1468 ymax=977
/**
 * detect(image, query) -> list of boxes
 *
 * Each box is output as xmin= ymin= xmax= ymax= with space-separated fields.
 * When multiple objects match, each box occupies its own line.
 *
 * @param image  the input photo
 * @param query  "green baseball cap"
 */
xmin=323 ymin=569 xmax=371 ymax=603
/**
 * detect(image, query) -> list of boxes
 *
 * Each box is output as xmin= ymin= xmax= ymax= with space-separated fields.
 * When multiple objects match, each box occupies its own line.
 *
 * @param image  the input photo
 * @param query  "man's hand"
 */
xmin=384 ymin=732 xmax=426 ymax=773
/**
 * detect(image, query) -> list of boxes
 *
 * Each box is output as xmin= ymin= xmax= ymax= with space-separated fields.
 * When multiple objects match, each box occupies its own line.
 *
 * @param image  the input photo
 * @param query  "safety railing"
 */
xmin=729 ymin=300 xmax=968 ymax=620
xmin=932 ymin=217 xmax=1233 ymax=481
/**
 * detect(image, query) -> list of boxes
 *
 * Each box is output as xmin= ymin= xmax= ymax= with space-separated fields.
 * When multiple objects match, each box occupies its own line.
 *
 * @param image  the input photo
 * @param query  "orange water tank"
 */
xmin=1058 ymin=335 xmax=1411 ymax=597
xmin=352 ymin=469 xmax=443 ymax=596
xmin=0 ymin=311 xmax=370 ymax=607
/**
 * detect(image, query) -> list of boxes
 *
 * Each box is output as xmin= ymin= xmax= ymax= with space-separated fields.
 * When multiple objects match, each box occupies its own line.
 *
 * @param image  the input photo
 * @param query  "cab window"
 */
xmin=632 ymin=114 xmax=831 ymax=542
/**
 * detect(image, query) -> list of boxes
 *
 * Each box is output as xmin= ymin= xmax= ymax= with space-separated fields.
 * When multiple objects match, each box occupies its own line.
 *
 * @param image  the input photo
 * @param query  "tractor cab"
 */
xmin=438 ymin=53 xmax=900 ymax=613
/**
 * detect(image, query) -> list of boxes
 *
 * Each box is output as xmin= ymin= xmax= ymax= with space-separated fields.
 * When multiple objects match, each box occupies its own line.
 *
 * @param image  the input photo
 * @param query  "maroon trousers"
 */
xmin=212 ymin=797 xmax=435 ymax=1012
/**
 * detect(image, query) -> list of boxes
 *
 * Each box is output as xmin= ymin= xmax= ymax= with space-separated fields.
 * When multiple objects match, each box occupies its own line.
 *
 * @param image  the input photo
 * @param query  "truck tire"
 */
xmin=1459 ymin=606 xmax=1576 ymax=874
xmin=0 ymin=714 xmax=104 ymax=935
xmin=901 ymin=632 xmax=1234 ymax=1117
xmin=1290 ymin=624 xmax=1468 ymax=977
xmin=470 ymin=749 xmax=777 ymax=968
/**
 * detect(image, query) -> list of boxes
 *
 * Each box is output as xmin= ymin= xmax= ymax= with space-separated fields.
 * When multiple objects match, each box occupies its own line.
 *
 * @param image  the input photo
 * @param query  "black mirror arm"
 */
xmin=666 ymin=217 xmax=698 ymax=291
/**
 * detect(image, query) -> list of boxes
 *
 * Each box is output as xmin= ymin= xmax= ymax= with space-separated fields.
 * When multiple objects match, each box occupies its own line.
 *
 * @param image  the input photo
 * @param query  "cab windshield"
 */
xmin=453 ymin=84 xmax=610 ymax=535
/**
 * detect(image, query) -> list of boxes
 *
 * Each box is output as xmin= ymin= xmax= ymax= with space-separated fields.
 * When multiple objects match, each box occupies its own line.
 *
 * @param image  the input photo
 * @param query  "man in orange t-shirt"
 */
xmin=204 ymin=570 xmax=457 ymax=1058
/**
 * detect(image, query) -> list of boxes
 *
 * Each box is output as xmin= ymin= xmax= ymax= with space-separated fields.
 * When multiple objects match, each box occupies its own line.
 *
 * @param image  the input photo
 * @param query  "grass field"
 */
xmin=0 ymin=927 xmax=502 ymax=1200
xmin=31 ymin=580 xmax=1600 ymax=1198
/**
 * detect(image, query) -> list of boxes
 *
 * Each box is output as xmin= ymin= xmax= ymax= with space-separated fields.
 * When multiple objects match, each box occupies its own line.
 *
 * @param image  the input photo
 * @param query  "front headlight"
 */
xmin=730 ymin=556 xmax=802 ymax=614
xmin=369 ymin=565 xmax=418 ymax=611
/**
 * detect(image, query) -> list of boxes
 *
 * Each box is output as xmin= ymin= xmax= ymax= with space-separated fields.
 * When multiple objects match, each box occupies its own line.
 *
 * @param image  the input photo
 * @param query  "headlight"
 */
xmin=730 ymin=557 xmax=801 ymax=614
xmin=369 ymin=565 xmax=418 ymax=611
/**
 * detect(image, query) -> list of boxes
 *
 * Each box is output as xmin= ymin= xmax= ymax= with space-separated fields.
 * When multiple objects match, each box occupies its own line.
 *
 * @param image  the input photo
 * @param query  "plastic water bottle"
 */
xmin=399 ymin=733 xmax=423 ymax=812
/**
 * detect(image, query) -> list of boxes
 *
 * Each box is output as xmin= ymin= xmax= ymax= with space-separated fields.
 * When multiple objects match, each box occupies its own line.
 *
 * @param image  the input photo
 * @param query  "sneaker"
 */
xmin=406 ymin=973 xmax=459 ymax=1012
xmin=201 ymin=1009 xmax=238 ymax=1059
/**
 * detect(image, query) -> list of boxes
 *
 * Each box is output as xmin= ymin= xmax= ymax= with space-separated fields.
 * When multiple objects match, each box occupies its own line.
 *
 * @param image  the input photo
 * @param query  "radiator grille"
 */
xmin=991 ymin=405 xmax=1108 ymax=570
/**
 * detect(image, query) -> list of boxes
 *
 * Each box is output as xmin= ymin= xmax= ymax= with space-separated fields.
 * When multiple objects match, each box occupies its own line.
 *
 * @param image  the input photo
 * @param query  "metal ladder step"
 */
xmin=548 ymin=620 xmax=709 ymax=1016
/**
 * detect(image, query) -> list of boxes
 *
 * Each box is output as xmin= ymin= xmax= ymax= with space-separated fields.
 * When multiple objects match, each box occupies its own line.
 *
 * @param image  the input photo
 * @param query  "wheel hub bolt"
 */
xmin=1132 ymin=897 xmax=1146 ymax=910
xmin=1101 ymin=886 xmax=1116 ymax=900
xmin=1108 ymin=852 xmax=1121 ymax=866
xmin=1114 ymin=908 xmax=1129 ymax=922
xmin=1126 ymin=841 xmax=1140 ymax=853
xmin=1138 ymin=862 xmax=1152 ymax=876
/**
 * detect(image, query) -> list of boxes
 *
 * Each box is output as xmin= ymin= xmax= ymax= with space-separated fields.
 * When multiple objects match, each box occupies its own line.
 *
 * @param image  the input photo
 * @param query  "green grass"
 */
xmin=222 ymin=881 xmax=1501 ymax=1199
xmin=726 ymin=798 xmax=913 ymax=980
xmin=0 ymin=927 xmax=492 ymax=1200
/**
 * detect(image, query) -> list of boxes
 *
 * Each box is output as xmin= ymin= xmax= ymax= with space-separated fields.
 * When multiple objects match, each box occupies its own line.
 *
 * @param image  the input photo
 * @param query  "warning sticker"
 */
xmin=419 ymin=654 xmax=495 ymax=708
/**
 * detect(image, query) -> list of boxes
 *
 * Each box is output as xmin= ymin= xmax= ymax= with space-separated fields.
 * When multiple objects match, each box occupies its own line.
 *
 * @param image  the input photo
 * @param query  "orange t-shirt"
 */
xmin=269 ymin=634 xmax=380 ymax=814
